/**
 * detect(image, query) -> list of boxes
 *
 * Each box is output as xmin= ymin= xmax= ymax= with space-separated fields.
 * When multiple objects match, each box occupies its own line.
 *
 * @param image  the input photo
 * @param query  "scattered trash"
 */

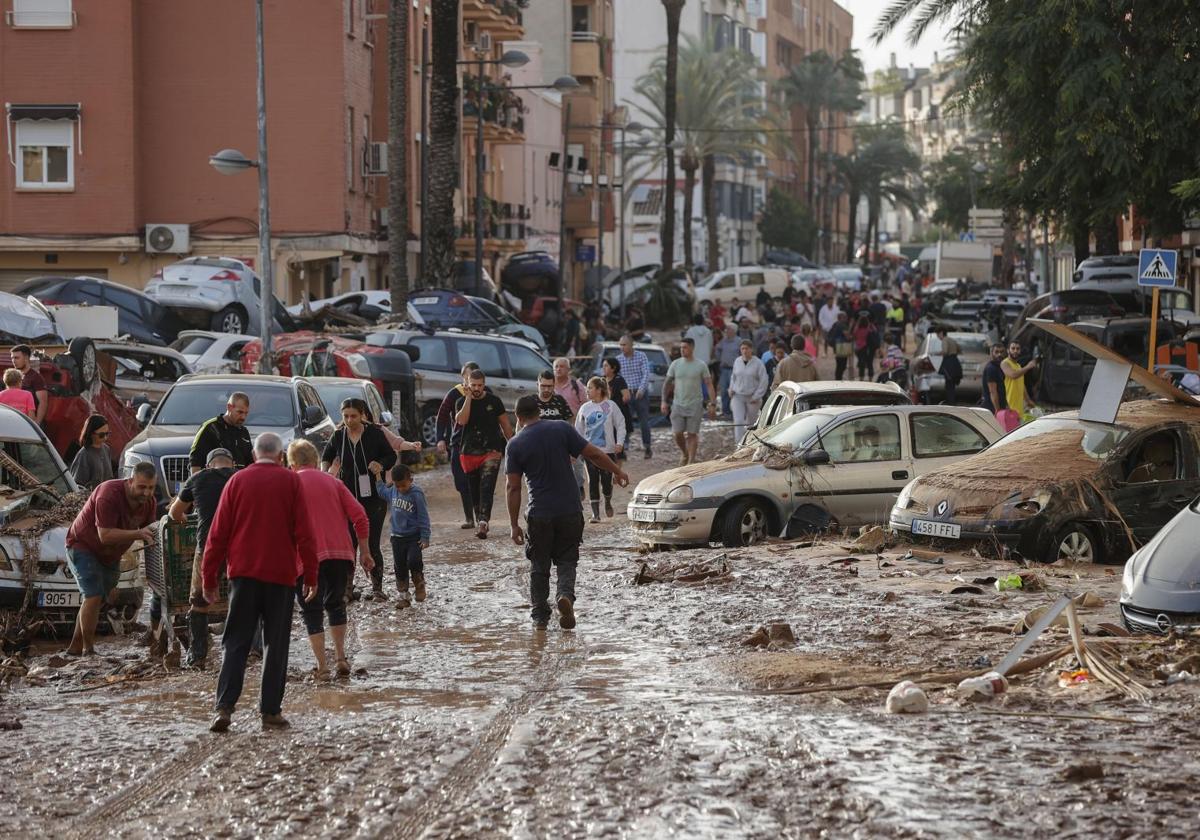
xmin=995 ymin=574 xmax=1023 ymax=592
xmin=1093 ymin=623 xmax=1131 ymax=638
xmin=1060 ymin=763 xmax=1105 ymax=782
xmin=742 ymin=627 xmax=769 ymax=648
xmin=901 ymin=550 xmax=944 ymax=565
xmin=970 ymin=655 xmax=993 ymax=670
xmin=885 ymin=680 xmax=929 ymax=714
xmin=1017 ymin=571 xmax=1046 ymax=591
xmin=957 ymin=671 xmax=1009 ymax=699
xmin=850 ymin=526 xmax=890 ymax=553
xmin=634 ymin=556 xmax=731 ymax=585
xmin=0 ymin=719 xmax=22 ymax=731
xmin=877 ymin=591 xmax=898 ymax=603
xmin=1166 ymin=670 xmax=1194 ymax=685
xmin=743 ymin=623 xmax=797 ymax=650
xmin=1057 ymin=669 xmax=1092 ymax=687
xmin=1073 ymin=591 xmax=1105 ymax=609
xmin=972 ymin=576 xmax=998 ymax=585
xmin=950 ymin=585 xmax=985 ymax=595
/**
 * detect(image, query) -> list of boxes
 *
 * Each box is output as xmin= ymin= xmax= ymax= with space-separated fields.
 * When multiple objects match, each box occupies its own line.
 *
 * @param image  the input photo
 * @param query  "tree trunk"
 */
xmin=1093 ymin=218 xmax=1120 ymax=255
xmin=703 ymin=154 xmax=718 ymax=273
xmin=387 ymin=0 xmax=410 ymax=311
xmin=425 ymin=0 xmax=460 ymax=285
xmin=1000 ymin=207 xmax=1018 ymax=287
xmin=806 ymin=112 xmax=820 ymax=210
xmin=660 ymin=0 xmax=685 ymax=274
xmin=681 ymin=158 xmax=697 ymax=274
xmin=1071 ymin=219 xmax=1091 ymax=263
xmin=845 ymin=186 xmax=860 ymax=263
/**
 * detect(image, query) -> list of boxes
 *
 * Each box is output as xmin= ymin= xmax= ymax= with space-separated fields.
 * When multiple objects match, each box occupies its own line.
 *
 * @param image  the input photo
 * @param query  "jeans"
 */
xmin=730 ymin=394 xmax=761 ymax=443
xmin=187 ymin=610 xmax=210 ymax=663
xmin=215 ymin=577 xmax=294 ymax=716
xmin=627 ymin=392 xmax=652 ymax=451
xmin=390 ymin=535 xmax=424 ymax=589
xmin=835 ymin=355 xmax=850 ymax=380
xmin=351 ymin=496 xmax=387 ymax=591
xmin=718 ymin=366 xmax=733 ymax=416
xmin=526 ymin=513 xmax=585 ymax=623
xmin=449 ymin=443 xmax=474 ymax=524
xmin=586 ymin=461 xmax=613 ymax=502
xmin=295 ymin=560 xmax=351 ymax=637
xmin=465 ymin=455 xmax=502 ymax=523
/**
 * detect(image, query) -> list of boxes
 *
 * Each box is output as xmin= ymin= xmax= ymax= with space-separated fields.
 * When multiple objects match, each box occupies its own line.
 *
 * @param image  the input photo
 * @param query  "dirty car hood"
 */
xmin=635 ymin=457 xmax=763 ymax=496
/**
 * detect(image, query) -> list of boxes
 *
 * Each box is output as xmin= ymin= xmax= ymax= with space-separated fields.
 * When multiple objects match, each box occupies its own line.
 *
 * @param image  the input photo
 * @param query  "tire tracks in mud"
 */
xmin=63 ymin=736 xmax=233 ymax=836
xmin=380 ymin=646 xmax=583 ymax=840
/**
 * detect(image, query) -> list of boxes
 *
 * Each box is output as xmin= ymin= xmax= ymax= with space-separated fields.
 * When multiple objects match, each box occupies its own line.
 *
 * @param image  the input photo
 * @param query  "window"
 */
xmin=1125 ymin=431 xmax=1181 ymax=483
xmin=912 ymin=414 xmax=989 ymax=458
xmin=223 ymin=339 xmax=250 ymax=361
xmin=710 ymin=274 xmax=735 ymax=290
xmin=103 ymin=285 xmax=147 ymax=320
xmin=409 ymin=337 xmax=451 ymax=371
xmin=740 ymin=272 xmax=766 ymax=288
xmin=823 ymin=415 xmax=902 ymax=463
xmin=10 ymin=0 xmax=74 ymax=28
xmin=571 ymin=3 xmax=589 ymax=33
xmin=298 ymin=384 xmax=328 ymax=425
xmin=362 ymin=113 xmax=371 ymax=192
xmin=346 ymin=106 xmax=356 ymax=191
xmin=507 ymin=345 xmax=550 ymax=381
xmin=14 ymin=119 xmax=73 ymax=189
xmin=454 ymin=338 xmax=505 ymax=378
xmin=344 ymin=0 xmax=354 ymax=35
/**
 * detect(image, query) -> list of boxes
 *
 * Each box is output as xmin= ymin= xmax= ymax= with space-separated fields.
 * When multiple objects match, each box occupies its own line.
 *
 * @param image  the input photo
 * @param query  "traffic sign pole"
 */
xmin=1148 ymin=287 xmax=1160 ymax=373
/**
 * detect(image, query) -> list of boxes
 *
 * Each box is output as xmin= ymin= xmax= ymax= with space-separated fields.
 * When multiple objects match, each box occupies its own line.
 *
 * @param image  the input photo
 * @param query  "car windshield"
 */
xmin=750 ymin=412 xmax=834 ymax=449
xmin=155 ymin=383 xmax=297 ymax=427
xmin=171 ymin=335 xmax=215 ymax=355
xmin=312 ymin=382 xmax=366 ymax=416
xmin=988 ymin=417 xmax=1130 ymax=459
xmin=800 ymin=392 xmax=908 ymax=409
xmin=0 ymin=438 xmax=75 ymax=505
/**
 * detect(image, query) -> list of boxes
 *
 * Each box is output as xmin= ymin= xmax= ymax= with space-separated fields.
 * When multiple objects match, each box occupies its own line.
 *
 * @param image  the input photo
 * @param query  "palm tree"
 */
xmin=387 ymin=0 xmax=410 ymax=310
xmin=834 ymin=124 xmax=922 ymax=264
xmin=425 ymin=0 xmax=460 ymax=285
xmin=872 ymin=0 xmax=983 ymax=45
xmin=658 ymin=0 xmax=686 ymax=274
xmin=631 ymin=36 xmax=765 ymax=274
xmin=777 ymin=49 xmax=865 ymax=211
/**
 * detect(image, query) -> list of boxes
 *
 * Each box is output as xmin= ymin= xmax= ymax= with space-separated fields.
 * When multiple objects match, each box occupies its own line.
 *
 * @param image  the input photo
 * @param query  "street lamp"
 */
xmin=208 ymin=0 xmax=273 ymax=374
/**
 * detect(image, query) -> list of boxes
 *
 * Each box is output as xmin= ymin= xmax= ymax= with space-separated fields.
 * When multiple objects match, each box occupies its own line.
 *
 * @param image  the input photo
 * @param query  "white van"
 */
xmin=694 ymin=267 xmax=793 ymax=308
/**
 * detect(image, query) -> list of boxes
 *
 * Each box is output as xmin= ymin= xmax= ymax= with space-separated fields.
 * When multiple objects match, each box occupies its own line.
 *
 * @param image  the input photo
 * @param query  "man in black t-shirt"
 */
xmin=981 ymin=343 xmax=1009 ymax=415
xmin=189 ymin=392 xmax=254 ymax=473
xmin=534 ymin=369 xmax=573 ymax=423
xmin=454 ymin=370 xmax=514 ymax=539
xmin=168 ymin=447 xmax=236 ymax=669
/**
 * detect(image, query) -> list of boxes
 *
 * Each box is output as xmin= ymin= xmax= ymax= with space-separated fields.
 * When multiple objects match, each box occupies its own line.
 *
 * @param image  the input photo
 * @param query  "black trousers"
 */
xmin=215 ymin=577 xmax=294 ymax=716
xmin=450 ymin=444 xmax=474 ymax=523
xmin=526 ymin=513 xmax=584 ymax=622
xmin=349 ymin=496 xmax=387 ymax=591
xmin=586 ymin=461 xmax=613 ymax=502
xmin=465 ymin=456 xmax=502 ymax=523
xmin=391 ymin=535 xmax=424 ymax=588
xmin=835 ymin=354 xmax=850 ymax=380
xmin=295 ymin=560 xmax=351 ymax=637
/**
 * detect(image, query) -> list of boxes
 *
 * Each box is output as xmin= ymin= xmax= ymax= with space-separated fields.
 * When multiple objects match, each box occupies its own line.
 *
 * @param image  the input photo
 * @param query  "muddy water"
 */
xmin=1 ymin=422 xmax=1199 ymax=838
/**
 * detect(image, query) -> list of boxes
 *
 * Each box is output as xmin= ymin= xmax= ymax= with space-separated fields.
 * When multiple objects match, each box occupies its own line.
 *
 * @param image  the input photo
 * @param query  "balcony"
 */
xmin=570 ymin=38 xmax=602 ymax=81
xmin=463 ymin=0 xmax=524 ymax=40
xmin=462 ymin=75 xmax=526 ymax=144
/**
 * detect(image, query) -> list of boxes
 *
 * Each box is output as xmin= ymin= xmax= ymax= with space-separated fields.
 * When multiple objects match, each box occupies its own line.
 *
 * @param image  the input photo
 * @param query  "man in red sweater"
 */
xmin=203 ymin=432 xmax=318 ymax=732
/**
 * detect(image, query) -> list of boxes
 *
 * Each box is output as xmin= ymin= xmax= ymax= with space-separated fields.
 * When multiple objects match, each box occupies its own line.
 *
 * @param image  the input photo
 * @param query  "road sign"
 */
xmin=959 ymin=232 xmax=975 ymax=242
xmin=575 ymin=243 xmax=596 ymax=263
xmin=1138 ymin=248 xmax=1177 ymax=287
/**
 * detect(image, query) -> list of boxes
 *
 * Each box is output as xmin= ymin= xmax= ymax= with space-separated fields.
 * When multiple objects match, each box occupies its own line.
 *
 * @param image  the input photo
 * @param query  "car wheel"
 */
xmin=721 ymin=498 xmax=770 ymax=548
xmin=212 ymin=306 xmax=247 ymax=334
xmin=67 ymin=337 xmax=98 ymax=389
xmin=1050 ymin=523 xmax=1102 ymax=564
xmin=420 ymin=402 xmax=440 ymax=448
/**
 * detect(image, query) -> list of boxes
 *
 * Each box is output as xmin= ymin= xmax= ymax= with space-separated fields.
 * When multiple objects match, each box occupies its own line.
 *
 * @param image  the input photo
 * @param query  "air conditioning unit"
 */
xmin=144 ymin=224 xmax=190 ymax=254
xmin=365 ymin=141 xmax=388 ymax=175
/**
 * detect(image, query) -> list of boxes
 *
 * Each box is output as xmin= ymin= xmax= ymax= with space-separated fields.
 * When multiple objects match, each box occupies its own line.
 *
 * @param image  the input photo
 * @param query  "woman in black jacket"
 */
xmin=321 ymin=398 xmax=397 ymax=600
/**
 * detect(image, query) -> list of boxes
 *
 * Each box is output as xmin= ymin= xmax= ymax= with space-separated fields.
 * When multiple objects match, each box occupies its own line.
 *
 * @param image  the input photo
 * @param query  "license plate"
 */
xmin=37 ymin=590 xmax=82 ymax=608
xmin=628 ymin=507 xmax=657 ymax=523
xmin=411 ymin=297 xmax=439 ymax=306
xmin=912 ymin=519 xmax=961 ymax=539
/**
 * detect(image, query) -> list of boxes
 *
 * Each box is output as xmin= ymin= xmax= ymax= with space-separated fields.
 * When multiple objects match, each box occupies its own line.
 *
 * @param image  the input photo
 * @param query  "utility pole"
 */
xmin=254 ymin=0 xmax=273 ymax=374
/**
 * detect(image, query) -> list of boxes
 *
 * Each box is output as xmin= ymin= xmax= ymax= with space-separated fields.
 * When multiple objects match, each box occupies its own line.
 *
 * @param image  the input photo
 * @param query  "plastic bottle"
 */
xmin=994 ymin=574 xmax=1023 ymax=592
xmin=957 ymin=671 xmax=1009 ymax=698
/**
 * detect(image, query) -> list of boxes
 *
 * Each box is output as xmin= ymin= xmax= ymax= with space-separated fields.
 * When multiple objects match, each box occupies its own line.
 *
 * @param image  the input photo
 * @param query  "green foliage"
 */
xmin=758 ymin=188 xmax=817 ymax=255
xmin=926 ymin=150 xmax=994 ymax=232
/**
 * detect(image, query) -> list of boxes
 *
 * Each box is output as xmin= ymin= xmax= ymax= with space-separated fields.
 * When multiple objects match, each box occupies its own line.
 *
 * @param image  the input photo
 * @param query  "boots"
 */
xmin=604 ymin=496 xmax=614 ymax=518
xmin=395 ymin=582 xmax=411 ymax=609
xmin=413 ymin=572 xmax=427 ymax=603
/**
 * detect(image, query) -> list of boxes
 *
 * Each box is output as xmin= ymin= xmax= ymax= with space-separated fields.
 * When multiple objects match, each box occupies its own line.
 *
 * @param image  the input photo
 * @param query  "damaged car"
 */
xmin=628 ymin=405 xmax=1003 ymax=548
xmin=890 ymin=400 xmax=1200 ymax=564
xmin=0 ymin=405 xmax=143 ymax=626
xmin=1119 ymin=498 xmax=1200 ymax=634
xmin=743 ymin=380 xmax=910 ymax=444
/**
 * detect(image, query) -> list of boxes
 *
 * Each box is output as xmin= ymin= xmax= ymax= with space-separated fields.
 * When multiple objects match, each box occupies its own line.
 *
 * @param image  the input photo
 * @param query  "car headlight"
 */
xmin=1007 ymin=490 xmax=1051 ymax=518
xmin=345 ymin=352 xmax=372 ymax=378
xmin=894 ymin=479 xmax=917 ymax=511
xmin=666 ymin=485 xmax=693 ymax=504
xmin=122 ymin=449 xmax=150 ymax=478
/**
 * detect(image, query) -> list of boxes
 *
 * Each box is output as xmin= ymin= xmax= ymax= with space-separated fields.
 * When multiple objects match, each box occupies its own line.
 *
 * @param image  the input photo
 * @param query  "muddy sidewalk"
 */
xmin=1 ymin=424 xmax=1199 ymax=838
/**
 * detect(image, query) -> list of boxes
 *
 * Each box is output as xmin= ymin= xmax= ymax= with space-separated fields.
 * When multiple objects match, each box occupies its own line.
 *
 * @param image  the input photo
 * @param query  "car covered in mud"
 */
xmin=1119 ymin=498 xmax=1200 ymax=634
xmin=0 ymin=406 xmax=143 ymax=624
xmin=889 ymin=400 xmax=1200 ymax=564
xmin=743 ymin=380 xmax=910 ymax=444
xmin=628 ymin=405 xmax=1003 ymax=548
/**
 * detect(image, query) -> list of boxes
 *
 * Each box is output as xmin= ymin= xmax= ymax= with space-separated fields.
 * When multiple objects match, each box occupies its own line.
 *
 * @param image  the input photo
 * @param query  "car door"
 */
xmin=909 ymin=412 xmax=993 ymax=476
xmin=406 ymin=335 xmax=454 ymax=403
xmin=453 ymin=337 xmax=514 ymax=407
xmin=296 ymin=382 xmax=334 ymax=448
xmin=505 ymin=343 xmax=551 ymax=403
xmin=1108 ymin=428 xmax=1200 ymax=543
xmin=802 ymin=412 xmax=912 ymax=526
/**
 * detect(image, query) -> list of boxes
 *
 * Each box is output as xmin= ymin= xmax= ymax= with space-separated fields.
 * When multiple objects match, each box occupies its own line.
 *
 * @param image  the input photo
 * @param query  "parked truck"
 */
xmin=931 ymin=241 xmax=994 ymax=283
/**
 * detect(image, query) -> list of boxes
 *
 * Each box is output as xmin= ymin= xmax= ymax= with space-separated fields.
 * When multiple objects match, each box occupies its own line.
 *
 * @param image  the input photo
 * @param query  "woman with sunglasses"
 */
xmin=321 ymin=398 xmax=397 ymax=601
xmin=70 ymin=414 xmax=114 ymax=490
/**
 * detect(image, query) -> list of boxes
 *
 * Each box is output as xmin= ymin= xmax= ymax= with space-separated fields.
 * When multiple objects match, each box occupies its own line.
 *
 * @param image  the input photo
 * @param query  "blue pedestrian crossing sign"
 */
xmin=1138 ymin=248 xmax=1177 ymax=287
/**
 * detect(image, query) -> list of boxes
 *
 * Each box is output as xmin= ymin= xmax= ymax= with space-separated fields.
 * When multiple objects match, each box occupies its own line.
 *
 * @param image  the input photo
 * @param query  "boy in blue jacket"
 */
xmin=378 ymin=464 xmax=431 ymax=607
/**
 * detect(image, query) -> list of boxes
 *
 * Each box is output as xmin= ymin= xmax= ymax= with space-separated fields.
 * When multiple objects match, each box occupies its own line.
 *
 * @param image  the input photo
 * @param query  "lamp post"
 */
xmin=208 ymin=0 xmax=272 ymax=374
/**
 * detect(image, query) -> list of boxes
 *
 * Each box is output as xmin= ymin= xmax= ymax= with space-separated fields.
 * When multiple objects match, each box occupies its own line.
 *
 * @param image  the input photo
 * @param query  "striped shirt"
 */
xmin=619 ymin=350 xmax=650 ymax=393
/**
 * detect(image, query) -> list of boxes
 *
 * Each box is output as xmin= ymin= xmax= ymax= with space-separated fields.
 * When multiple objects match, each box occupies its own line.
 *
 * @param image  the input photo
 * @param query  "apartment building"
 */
xmin=613 ymin=0 xmax=767 ymax=275
xmin=0 ymin=0 xmax=388 ymax=302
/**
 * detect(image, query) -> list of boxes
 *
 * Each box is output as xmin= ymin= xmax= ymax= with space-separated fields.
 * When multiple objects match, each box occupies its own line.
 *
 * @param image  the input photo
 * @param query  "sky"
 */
xmin=840 ymin=0 xmax=955 ymax=74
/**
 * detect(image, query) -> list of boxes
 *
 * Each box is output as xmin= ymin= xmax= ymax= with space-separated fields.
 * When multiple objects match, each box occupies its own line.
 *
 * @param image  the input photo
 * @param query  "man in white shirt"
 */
xmin=817 ymin=296 xmax=840 ymax=357
xmin=683 ymin=314 xmax=713 ymax=365
xmin=728 ymin=340 xmax=770 ymax=444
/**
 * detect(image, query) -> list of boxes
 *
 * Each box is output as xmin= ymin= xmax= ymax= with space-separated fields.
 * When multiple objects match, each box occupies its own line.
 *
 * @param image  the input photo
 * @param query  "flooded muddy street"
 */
xmin=3 ymin=425 xmax=1200 ymax=838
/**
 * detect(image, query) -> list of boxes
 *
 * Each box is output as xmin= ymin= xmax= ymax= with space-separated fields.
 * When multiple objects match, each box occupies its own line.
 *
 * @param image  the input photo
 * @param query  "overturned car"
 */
xmin=890 ymin=400 xmax=1200 ymax=564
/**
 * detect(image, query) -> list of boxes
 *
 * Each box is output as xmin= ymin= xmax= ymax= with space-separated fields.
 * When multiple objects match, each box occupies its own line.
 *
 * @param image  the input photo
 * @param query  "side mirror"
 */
xmin=381 ymin=410 xmax=394 ymax=426
xmin=303 ymin=404 xmax=325 ymax=427
xmin=136 ymin=402 xmax=154 ymax=427
xmin=399 ymin=344 xmax=421 ymax=362
xmin=803 ymin=449 xmax=830 ymax=466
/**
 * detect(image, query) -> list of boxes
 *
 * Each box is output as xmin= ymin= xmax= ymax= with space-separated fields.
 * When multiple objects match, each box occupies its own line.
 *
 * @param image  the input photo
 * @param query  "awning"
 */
xmin=5 ymin=103 xmax=80 ymax=121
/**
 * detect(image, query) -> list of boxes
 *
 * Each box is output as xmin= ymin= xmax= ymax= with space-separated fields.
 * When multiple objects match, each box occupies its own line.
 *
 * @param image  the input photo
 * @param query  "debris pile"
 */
xmin=634 ymin=556 xmax=732 ymax=586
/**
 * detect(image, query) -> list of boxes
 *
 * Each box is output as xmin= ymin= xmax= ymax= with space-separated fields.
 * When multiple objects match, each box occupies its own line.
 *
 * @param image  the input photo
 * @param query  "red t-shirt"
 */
xmin=20 ymin=367 xmax=47 ymax=406
xmin=0 ymin=388 xmax=35 ymax=416
xmin=65 ymin=479 xmax=156 ymax=566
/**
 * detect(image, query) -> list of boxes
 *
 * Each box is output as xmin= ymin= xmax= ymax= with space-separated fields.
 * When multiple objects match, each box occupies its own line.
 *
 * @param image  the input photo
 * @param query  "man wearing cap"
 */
xmin=190 ymin=392 xmax=253 ymax=474
xmin=168 ymin=447 xmax=237 ymax=670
